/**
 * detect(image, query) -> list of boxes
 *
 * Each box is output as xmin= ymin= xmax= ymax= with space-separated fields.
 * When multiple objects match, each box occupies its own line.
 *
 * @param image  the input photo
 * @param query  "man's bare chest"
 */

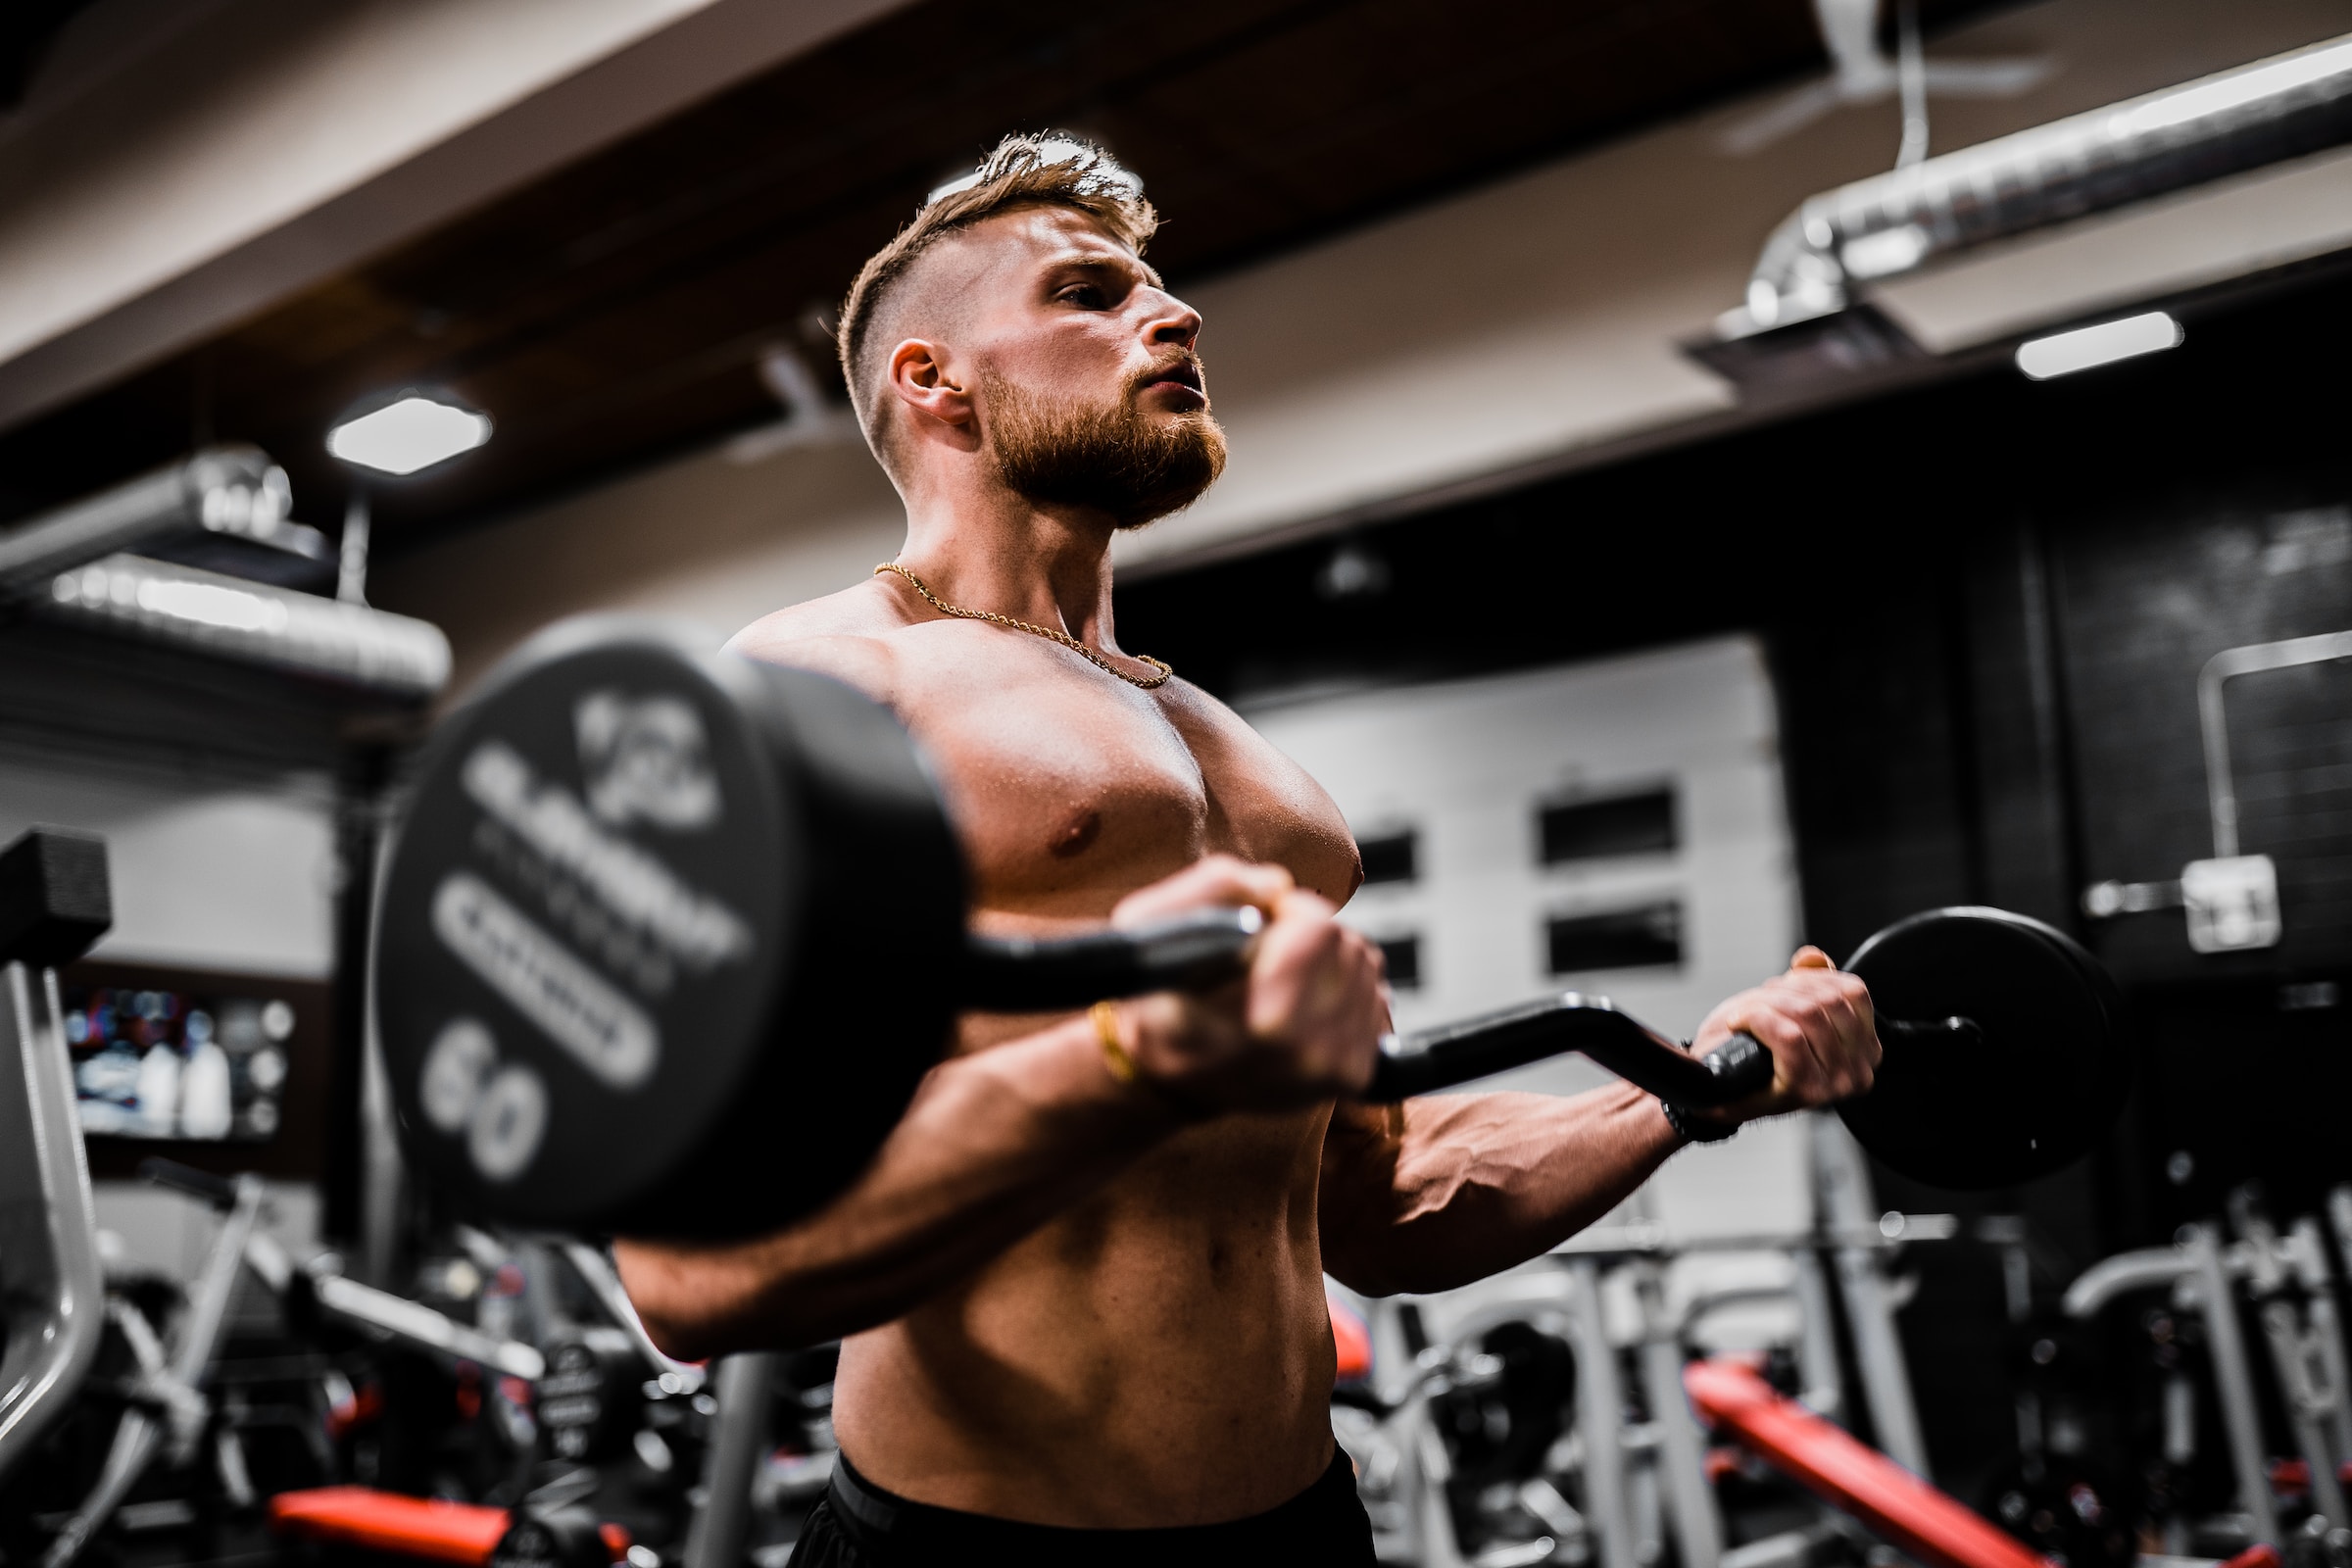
xmin=894 ymin=642 xmax=1357 ymax=917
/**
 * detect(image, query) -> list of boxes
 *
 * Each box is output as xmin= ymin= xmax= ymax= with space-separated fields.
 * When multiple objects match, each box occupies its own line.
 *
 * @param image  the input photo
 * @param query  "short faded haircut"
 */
xmin=836 ymin=132 xmax=1156 ymax=456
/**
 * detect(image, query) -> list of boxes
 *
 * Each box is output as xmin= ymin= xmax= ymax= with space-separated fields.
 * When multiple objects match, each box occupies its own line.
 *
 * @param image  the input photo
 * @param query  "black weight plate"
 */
xmin=374 ymin=617 xmax=966 ymax=1237
xmin=376 ymin=621 xmax=800 ymax=1228
xmin=1839 ymin=907 xmax=2128 ymax=1191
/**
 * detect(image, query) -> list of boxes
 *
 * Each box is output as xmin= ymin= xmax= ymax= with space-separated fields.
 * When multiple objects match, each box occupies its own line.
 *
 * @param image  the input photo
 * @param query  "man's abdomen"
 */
xmin=829 ymin=1112 xmax=1339 ymax=1527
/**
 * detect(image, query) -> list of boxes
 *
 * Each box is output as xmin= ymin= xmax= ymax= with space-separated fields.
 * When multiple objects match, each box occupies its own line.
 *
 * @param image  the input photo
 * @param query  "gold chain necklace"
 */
xmin=873 ymin=563 xmax=1173 ymax=689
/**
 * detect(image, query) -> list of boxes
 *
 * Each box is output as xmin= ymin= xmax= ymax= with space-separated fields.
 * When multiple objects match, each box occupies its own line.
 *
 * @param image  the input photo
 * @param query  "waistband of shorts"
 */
xmin=823 ymin=1444 xmax=1359 ymax=1553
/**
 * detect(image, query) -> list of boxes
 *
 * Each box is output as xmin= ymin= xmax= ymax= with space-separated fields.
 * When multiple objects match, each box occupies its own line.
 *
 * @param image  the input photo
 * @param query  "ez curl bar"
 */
xmin=370 ymin=622 xmax=2131 ymax=1240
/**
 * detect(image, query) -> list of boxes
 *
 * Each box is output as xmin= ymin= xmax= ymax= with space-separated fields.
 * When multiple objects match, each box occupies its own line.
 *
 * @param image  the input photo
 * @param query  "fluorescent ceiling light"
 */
xmin=328 ymin=395 xmax=492 ymax=475
xmin=2015 ymin=311 xmax=2183 ymax=380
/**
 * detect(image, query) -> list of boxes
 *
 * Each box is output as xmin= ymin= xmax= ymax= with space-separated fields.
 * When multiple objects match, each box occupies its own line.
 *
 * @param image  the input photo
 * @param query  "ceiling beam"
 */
xmin=0 ymin=0 xmax=910 ymax=435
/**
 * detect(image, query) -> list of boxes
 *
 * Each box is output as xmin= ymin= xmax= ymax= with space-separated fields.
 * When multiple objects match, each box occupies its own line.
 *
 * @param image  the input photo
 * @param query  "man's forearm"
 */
xmin=1319 ymin=1083 xmax=1682 ymax=1298
xmin=614 ymin=1019 xmax=1185 ymax=1355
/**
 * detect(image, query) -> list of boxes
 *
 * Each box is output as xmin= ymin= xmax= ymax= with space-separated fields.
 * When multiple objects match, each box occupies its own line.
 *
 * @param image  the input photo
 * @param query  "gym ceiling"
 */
xmin=0 ymin=0 xmax=2007 ymax=561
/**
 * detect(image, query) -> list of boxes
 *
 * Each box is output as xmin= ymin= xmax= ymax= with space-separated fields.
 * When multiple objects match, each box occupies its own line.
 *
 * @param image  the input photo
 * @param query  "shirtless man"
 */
xmin=613 ymin=133 xmax=1882 ymax=1564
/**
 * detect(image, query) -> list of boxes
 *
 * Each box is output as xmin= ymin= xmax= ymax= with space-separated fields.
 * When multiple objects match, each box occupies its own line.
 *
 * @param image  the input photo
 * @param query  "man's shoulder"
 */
xmin=727 ymin=581 xmax=909 ymax=699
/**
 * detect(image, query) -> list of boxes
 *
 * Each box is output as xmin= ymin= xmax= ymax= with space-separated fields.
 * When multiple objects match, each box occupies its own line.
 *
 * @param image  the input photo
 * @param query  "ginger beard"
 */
xmin=982 ymin=364 xmax=1227 ymax=530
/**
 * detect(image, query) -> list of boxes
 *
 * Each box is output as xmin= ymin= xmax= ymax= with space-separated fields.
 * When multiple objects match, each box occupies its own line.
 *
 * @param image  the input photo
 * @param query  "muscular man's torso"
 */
xmin=733 ymin=580 xmax=1364 ymax=1526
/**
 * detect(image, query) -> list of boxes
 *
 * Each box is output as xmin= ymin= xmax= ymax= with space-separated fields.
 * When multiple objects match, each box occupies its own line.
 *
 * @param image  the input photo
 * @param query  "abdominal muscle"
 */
xmin=829 ymin=1084 xmax=1345 ymax=1527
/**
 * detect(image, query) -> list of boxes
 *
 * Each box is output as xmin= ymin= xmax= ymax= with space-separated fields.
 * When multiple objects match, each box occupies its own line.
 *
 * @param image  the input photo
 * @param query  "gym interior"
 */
xmin=1 ymin=1 xmax=2349 ymax=1564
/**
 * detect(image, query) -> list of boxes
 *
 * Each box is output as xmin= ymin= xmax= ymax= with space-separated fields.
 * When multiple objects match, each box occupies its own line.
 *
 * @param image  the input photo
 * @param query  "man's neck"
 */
xmin=897 ymin=484 xmax=1124 ymax=649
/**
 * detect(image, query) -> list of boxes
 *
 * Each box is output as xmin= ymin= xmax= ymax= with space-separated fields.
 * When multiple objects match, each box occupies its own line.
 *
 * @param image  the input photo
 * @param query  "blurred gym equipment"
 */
xmin=0 ymin=448 xmax=451 ymax=701
xmin=1336 ymin=1126 xmax=2044 ymax=1568
xmin=0 ymin=448 xmax=311 ymax=599
xmin=2062 ymin=1185 xmax=2352 ymax=1556
xmin=0 ymin=829 xmax=112 ymax=1484
xmin=6 ymin=1133 xmax=776 ymax=1568
xmin=1687 ymin=1359 xmax=2049 ymax=1568
xmin=369 ymin=622 xmax=2130 ymax=1239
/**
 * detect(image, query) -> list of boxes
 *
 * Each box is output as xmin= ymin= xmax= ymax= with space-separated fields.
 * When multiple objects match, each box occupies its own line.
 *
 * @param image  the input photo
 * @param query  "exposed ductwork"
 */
xmin=0 ymin=447 xmax=318 ymax=596
xmin=1716 ymin=30 xmax=2352 ymax=342
xmin=39 ymin=554 xmax=450 ymax=703
xmin=0 ymin=447 xmax=449 ymax=704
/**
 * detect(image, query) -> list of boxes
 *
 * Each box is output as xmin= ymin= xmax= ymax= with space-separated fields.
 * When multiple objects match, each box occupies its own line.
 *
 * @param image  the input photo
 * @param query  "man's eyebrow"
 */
xmin=1041 ymin=252 xmax=1164 ymax=291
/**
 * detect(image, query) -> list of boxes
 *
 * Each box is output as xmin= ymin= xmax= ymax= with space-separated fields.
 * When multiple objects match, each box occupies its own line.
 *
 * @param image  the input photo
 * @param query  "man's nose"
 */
xmin=1145 ymin=291 xmax=1201 ymax=349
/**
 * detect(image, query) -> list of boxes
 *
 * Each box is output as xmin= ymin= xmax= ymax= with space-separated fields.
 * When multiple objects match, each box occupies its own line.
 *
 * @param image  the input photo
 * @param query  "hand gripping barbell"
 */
xmin=371 ymin=621 xmax=2131 ymax=1239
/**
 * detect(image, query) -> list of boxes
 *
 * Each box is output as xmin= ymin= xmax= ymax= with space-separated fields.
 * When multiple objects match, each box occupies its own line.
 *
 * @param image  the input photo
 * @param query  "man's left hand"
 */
xmin=1686 ymin=948 xmax=1882 ymax=1126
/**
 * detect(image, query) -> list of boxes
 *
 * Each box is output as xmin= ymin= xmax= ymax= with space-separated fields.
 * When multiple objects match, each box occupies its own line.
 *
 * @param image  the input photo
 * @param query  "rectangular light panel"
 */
xmin=2015 ymin=311 xmax=2183 ymax=380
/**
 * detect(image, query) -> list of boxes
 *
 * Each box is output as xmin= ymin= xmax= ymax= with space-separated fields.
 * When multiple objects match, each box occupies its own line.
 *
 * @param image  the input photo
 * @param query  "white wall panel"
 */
xmin=0 ymin=754 xmax=336 ymax=977
xmin=1244 ymin=636 xmax=1807 ymax=1241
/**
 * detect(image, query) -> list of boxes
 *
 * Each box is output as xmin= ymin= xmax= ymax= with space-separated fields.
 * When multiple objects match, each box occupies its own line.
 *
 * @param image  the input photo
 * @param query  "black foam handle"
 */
xmin=1362 ymin=996 xmax=1778 ymax=1104
xmin=0 ymin=828 xmax=111 ymax=969
xmin=958 ymin=906 xmax=1263 ymax=1012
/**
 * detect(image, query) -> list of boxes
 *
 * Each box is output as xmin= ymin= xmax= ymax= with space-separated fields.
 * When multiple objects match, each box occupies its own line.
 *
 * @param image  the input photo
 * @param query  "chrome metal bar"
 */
xmin=2198 ymin=629 xmax=2352 ymax=858
xmin=1635 ymin=1261 xmax=1724 ymax=1568
xmin=311 ymin=1273 xmax=546 ymax=1381
xmin=684 ymin=1352 xmax=778 ymax=1568
xmin=1567 ymin=1258 xmax=1639 ymax=1568
xmin=41 ymin=1180 xmax=268 ymax=1568
xmin=2187 ymin=1222 xmax=2280 ymax=1545
xmin=2232 ymin=1198 xmax=2348 ymax=1527
xmin=0 ymin=962 xmax=105 ymax=1484
xmin=2063 ymin=1247 xmax=2196 ymax=1319
xmin=1789 ymin=1248 xmax=1845 ymax=1422
xmin=1813 ymin=1116 xmax=1931 ymax=1477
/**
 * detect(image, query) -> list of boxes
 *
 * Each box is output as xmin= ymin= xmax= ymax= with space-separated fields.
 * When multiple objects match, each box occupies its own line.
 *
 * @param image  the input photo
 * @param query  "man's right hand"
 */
xmin=1107 ymin=856 xmax=1388 ymax=1113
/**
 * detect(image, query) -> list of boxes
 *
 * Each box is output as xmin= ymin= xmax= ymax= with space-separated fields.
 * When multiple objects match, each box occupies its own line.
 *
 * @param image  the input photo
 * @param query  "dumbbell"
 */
xmin=371 ymin=620 xmax=2130 ymax=1239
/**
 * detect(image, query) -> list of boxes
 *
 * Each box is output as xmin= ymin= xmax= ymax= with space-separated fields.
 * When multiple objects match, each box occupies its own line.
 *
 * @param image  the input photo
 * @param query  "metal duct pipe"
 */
xmin=41 ymin=554 xmax=450 ymax=703
xmin=1723 ymin=30 xmax=2352 ymax=338
xmin=0 ymin=448 xmax=315 ymax=599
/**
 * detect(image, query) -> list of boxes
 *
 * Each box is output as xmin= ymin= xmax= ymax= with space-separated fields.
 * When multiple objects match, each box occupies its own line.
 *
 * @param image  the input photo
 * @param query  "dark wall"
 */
xmin=1120 ymin=264 xmax=2352 ymax=1479
xmin=1127 ymin=269 xmax=2352 ymax=996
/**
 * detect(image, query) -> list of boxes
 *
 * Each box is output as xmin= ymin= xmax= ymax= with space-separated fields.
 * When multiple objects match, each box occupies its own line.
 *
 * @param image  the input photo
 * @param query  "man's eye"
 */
xmin=1059 ymin=284 xmax=1105 ymax=307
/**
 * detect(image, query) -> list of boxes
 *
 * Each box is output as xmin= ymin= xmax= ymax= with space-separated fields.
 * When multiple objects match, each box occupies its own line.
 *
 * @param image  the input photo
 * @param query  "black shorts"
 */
xmin=784 ymin=1446 xmax=1377 ymax=1566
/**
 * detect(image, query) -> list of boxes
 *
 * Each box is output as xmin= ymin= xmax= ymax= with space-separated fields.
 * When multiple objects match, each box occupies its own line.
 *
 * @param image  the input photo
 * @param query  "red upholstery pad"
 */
xmin=1327 ymin=1287 xmax=1373 ymax=1383
xmin=269 ymin=1487 xmax=512 ymax=1565
xmin=1684 ymin=1359 xmax=2054 ymax=1568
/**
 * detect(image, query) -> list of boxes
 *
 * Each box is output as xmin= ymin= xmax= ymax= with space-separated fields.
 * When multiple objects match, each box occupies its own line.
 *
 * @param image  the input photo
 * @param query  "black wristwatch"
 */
xmin=1659 ymin=1097 xmax=1740 ymax=1144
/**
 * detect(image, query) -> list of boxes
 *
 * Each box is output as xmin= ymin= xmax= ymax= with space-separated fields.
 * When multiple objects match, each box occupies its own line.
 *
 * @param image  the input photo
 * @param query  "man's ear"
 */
xmin=886 ymin=338 xmax=975 ymax=436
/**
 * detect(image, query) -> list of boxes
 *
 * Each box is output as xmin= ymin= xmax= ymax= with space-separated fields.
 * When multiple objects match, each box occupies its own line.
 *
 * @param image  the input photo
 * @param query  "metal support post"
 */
xmin=1811 ymin=1115 xmax=1930 ymax=1476
xmin=2232 ymin=1197 xmax=2348 ymax=1528
xmin=1567 ymin=1259 xmax=1639 ymax=1568
xmin=43 ymin=1178 xmax=268 ymax=1568
xmin=1633 ymin=1260 xmax=1723 ymax=1568
xmin=685 ymin=1351 xmax=778 ymax=1568
xmin=0 ymin=961 xmax=106 ymax=1482
xmin=1788 ymin=1249 xmax=1844 ymax=1421
xmin=2302 ymin=1212 xmax=2352 ymax=1463
xmin=2187 ymin=1222 xmax=2280 ymax=1545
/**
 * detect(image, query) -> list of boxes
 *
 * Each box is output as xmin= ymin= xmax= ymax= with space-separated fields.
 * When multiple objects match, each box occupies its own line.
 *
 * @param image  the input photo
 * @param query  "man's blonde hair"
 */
xmin=836 ymin=132 xmax=1157 ymax=452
